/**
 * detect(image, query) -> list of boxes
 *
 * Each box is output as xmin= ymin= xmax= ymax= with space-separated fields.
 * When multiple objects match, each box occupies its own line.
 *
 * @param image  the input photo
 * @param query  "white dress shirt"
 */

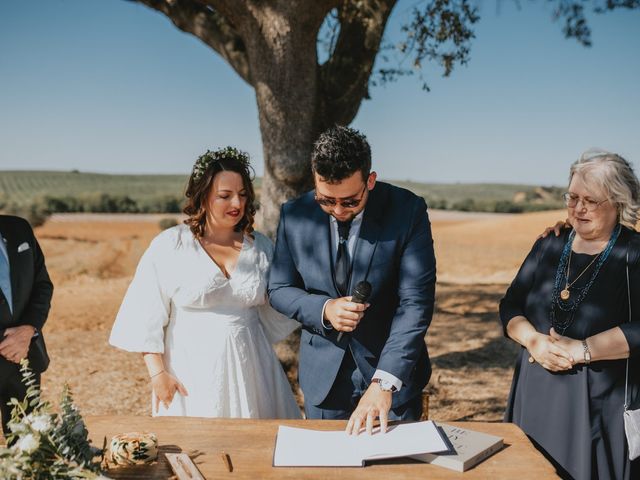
xmin=321 ymin=210 xmax=402 ymax=392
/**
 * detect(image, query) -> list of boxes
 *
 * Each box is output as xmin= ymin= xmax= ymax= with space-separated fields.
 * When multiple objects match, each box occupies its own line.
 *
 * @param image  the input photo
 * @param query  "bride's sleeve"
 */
xmin=257 ymin=301 xmax=300 ymax=345
xmin=255 ymin=232 xmax=300 ymax=344
xmin=109 ymin=240 xmax=171 ymax=353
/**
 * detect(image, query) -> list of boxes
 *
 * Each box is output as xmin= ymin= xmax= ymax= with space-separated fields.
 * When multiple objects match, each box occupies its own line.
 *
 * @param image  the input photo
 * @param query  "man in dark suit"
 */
xmin=0 ymin=215 xmax=53 ymax=436
xmin=268 ymin=126 xmax=436 ymax=434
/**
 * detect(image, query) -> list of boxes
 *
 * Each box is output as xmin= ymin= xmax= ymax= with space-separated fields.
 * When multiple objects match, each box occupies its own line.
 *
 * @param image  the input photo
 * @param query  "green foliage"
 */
xmin=0 ymin=361 xmax=106 ymax=479
xmin=424 ymin=198 xmax=448 ymax=210
xmin=450 ymin=197 xmax=477 ymax=212
xmin=0 ymin=171 xmax=565 ymax=216
xmin=0 ymin=171 xmax=186 ymax=207
xmin=0 ymin=199 xmax=50 ymax=228
xmin=158 ymin=217 xmax=179 ymax=230
xmin=407 ymin=182 xmax=564 ymax=213
xmin=137 ymin=195 xmax=184 ymax=214
xmin=493 ymin=200 xmax=525 ymax=213
xmin=0 ymin=172 xmax=189 ymax=215
xmin=347 ymin=0 xmax=635 ymax=91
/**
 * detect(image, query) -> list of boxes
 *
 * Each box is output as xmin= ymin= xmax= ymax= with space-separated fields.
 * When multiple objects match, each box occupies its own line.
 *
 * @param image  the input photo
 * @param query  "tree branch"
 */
xmin=318 ymin=0 xmax=397 ymax=128
xmin=134 ymin=0 xmax=252 ymax=85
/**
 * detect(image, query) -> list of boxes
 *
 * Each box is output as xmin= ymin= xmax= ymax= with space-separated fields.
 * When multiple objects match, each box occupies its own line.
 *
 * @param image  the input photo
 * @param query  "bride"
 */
xmin=109 ymin=147 xmax=301 ymax=418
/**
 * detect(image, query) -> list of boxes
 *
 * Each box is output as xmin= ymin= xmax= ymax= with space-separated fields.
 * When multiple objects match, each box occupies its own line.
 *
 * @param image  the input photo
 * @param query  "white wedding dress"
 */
xmin=109 ymin=224 xmax=301 ymax=418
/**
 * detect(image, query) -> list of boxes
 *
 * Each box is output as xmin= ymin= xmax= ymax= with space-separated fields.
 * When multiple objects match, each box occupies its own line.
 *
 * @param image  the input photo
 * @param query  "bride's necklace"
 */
xmin=560 ymin=249 xmax=602 ymax=300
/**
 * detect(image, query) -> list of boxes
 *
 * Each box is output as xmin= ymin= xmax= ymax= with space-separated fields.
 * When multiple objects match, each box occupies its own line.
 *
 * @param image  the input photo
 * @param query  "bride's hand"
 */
xmin=151 ymin=372 xmax=188 ymax=413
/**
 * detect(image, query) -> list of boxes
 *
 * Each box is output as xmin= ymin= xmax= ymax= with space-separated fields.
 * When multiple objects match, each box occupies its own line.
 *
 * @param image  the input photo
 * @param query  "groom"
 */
xmin=268 ymin=126 xmax=436 ymax=434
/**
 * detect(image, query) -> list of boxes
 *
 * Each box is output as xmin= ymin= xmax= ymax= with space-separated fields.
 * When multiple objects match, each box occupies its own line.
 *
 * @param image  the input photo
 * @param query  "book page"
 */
xmin=362 ymin=421 xmax=449 ymax=460
xmin=273 ymin=421 xmax=449 ymax=467
xmin=273 ymin=426 xmax=365 ymax=466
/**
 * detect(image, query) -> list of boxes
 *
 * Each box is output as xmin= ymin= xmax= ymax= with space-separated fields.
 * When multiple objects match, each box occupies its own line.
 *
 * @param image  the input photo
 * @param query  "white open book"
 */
xmin=273 ymin=420 xmax=450 ymax=467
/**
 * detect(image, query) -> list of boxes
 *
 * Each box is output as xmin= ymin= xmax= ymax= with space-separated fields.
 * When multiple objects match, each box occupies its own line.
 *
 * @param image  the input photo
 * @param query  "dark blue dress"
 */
xmin=500 ymin=226 xmax=640 ymax=480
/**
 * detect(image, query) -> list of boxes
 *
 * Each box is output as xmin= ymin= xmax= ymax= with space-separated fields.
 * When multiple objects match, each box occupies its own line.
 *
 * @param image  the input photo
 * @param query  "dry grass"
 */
xmin=30 ymin=210 xmax=566 ymax=421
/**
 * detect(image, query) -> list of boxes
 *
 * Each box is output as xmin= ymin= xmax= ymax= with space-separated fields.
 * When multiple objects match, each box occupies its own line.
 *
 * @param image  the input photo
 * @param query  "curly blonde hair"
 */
xmin=183 ymin=148 xmax=257 ymax=238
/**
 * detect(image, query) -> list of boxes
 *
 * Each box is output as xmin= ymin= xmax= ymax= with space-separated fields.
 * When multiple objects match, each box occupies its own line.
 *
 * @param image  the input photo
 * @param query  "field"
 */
xmin=29 ymin=208 xmax=567 ymax=422
xmin=0 ymin=171 xmax=189 ymax=205
xmin=0 ymin=171 xmax=562 ymax=212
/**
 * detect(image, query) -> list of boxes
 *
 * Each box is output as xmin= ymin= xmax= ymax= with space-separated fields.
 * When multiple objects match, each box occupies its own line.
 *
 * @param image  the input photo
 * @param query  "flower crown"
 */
xmin=191 ymin=147 xmax=251 ymax=181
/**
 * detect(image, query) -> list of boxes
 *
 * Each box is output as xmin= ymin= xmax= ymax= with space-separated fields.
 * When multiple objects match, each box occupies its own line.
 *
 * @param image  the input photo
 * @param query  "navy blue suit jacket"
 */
xmin=0 ymin=215 xmax=53 ymax=373
xmin=268 ymin=182 xmax=436 ymax=408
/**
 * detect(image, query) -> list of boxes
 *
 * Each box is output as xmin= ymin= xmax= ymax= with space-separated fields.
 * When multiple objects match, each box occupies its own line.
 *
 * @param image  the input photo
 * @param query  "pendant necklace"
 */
xmin=550 ymin=223 xmax=622 ymax=334
xmin=560 ymin=249 xmax=602 ymax=300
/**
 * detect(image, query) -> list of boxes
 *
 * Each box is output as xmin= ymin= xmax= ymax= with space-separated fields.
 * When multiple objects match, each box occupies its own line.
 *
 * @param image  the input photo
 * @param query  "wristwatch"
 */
xmin=371 ymin=378 xmax=397 ymax=392
xmin=582 ymin=339 xmax=591 ymax=365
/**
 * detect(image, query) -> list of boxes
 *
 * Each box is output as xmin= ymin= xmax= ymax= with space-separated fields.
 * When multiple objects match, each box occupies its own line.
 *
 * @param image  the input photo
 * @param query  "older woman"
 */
xmin=500 ymin=150 xmax=640 ymax=479
xmin=110 ymin=147 xmax=301 ymax=419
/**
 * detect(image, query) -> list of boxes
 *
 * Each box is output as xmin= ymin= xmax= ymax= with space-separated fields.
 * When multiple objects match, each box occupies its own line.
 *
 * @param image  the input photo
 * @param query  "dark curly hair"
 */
xmin=311 ymin=126 xmax=371 ymax=183
xmin=183 ymin=147 xmax=257 ymax=238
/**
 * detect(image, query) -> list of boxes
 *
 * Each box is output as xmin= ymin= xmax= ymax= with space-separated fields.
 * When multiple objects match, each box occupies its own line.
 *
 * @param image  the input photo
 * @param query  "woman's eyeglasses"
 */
xmin=315 ymin=184 xmax=367 ymax=209
xmin=563 ymin=192 xmax=609 ymax=212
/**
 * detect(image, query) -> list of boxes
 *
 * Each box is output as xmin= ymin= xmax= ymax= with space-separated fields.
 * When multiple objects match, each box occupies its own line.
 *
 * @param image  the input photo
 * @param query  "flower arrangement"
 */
xmin=0 ymin=360 xmax=108 ymax=479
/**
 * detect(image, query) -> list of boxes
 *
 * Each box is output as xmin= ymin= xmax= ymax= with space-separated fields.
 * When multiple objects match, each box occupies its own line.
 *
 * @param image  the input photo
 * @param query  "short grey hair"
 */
xmin=569 ymin=148 xmax=640 ymax=229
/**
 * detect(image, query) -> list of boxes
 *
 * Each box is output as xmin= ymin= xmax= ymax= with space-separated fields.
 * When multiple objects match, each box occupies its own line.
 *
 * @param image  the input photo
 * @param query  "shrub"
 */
xmin=451 ymin=198 xmax=476 ymax=212
xmin=422 ymin=197 xmax=448 ymax=209
xmin=0 ymin=201 xmax=50 ymax=228
xmin=138 ymin=195 xmax=183 ymax=213
xmin=493 ymin=200 xmax=524 ymax=213
xmin=158 ymin=217 xmax=179 ymax=230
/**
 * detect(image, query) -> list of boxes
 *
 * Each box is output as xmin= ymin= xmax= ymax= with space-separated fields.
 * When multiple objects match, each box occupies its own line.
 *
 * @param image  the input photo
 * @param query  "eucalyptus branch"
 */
xmin=0 ymin=360 xmax=105 ymax=479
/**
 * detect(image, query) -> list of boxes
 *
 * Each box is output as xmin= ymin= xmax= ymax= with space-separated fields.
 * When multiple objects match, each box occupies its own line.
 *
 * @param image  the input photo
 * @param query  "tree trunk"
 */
xmin=238 ymin=3 xmax=331 ymax=238
xmin=133 ymin=0 xmax=392 ymax=237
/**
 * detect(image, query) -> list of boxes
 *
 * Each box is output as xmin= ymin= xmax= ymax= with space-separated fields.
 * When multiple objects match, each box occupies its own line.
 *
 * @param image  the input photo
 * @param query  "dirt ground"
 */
xmin=29 ymin=209 xmax=566 ymax=421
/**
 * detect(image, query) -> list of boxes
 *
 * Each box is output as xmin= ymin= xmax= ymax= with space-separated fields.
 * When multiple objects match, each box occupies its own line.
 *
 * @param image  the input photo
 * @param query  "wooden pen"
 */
xmin=221 ymin=451 xmax=233 ymax=472
xmin=177 ymin=455 xmax=193 ymax=478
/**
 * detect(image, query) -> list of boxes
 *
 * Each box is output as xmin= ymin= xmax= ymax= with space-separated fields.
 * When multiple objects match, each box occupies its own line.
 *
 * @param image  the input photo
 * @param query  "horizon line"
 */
xmin=0 ymin=169 xmax=564 ymax=188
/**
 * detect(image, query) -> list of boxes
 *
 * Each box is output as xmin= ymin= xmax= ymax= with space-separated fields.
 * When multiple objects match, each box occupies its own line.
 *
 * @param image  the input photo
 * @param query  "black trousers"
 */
xmin=0 ymin=359 xmax=40 ymax=438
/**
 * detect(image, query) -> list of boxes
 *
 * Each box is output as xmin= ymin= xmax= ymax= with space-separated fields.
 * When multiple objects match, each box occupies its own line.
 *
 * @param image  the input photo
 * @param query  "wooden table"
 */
xmin=86 ymin=416 xmax=558 ymax=479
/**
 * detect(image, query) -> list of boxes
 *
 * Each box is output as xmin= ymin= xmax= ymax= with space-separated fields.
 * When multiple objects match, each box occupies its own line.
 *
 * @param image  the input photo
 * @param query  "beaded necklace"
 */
xmin=550 ymin=223 xmax=621 ymax=334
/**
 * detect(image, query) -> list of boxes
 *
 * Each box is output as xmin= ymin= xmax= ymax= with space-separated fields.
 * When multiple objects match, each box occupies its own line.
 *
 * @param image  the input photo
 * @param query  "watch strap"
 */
xmin=371 ymin=378 xmax=397 ymax=392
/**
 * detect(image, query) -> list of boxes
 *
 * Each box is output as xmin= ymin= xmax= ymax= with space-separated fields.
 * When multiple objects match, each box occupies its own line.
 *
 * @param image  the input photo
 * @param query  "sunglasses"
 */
xmin=315 ymin=184 xmax=367 ymax=209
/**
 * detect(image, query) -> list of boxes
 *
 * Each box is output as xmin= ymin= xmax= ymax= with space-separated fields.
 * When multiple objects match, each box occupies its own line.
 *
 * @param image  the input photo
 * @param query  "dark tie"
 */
xmin=335 ymin=220 xmax=352 ymax=296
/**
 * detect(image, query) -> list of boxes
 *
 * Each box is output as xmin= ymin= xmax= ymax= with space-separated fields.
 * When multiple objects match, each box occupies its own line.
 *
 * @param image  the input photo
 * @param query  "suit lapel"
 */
xmin=350 ymin=183 xmax=385 ymax=290
xmin=309 ymin=201 xmax=337 ymax=295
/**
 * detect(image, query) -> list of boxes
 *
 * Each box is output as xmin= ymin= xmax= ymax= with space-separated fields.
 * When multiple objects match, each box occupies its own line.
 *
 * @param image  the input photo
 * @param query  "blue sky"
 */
xmin=1 ymin=0 xmax=638 ymax=185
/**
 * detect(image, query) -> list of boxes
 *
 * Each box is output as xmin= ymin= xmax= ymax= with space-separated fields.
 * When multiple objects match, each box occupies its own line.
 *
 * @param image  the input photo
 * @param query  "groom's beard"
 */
xmin=327 ymin=202 xmax=368 ymax=223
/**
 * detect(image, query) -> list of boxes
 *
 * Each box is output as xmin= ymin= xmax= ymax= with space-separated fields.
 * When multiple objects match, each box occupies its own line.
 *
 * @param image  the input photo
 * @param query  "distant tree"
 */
xmin=451 ymin=197 xmax=476 ymax=212
xmin=131 ymin=0 xmax=638 ymax=235
xmin=494 ymin=200 xmax=524 ymax=214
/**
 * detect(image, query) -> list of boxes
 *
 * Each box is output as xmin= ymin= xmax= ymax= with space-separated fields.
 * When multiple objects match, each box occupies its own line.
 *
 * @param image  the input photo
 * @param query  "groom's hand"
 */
xmin=324 ymin=297 xmax=368 ymax=333
xmin=346 ymin=383 xmax=392 ymax=435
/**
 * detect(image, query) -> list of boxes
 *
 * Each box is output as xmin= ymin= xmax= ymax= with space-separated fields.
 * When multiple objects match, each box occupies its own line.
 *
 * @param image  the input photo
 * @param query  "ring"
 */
xmin=528 ymin=356 xmax=535 ymax=364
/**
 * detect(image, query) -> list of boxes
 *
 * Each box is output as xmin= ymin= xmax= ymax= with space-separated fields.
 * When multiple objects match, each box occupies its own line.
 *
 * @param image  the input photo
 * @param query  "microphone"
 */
xmin=337 ymin=281 xmax=372 ymax=342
